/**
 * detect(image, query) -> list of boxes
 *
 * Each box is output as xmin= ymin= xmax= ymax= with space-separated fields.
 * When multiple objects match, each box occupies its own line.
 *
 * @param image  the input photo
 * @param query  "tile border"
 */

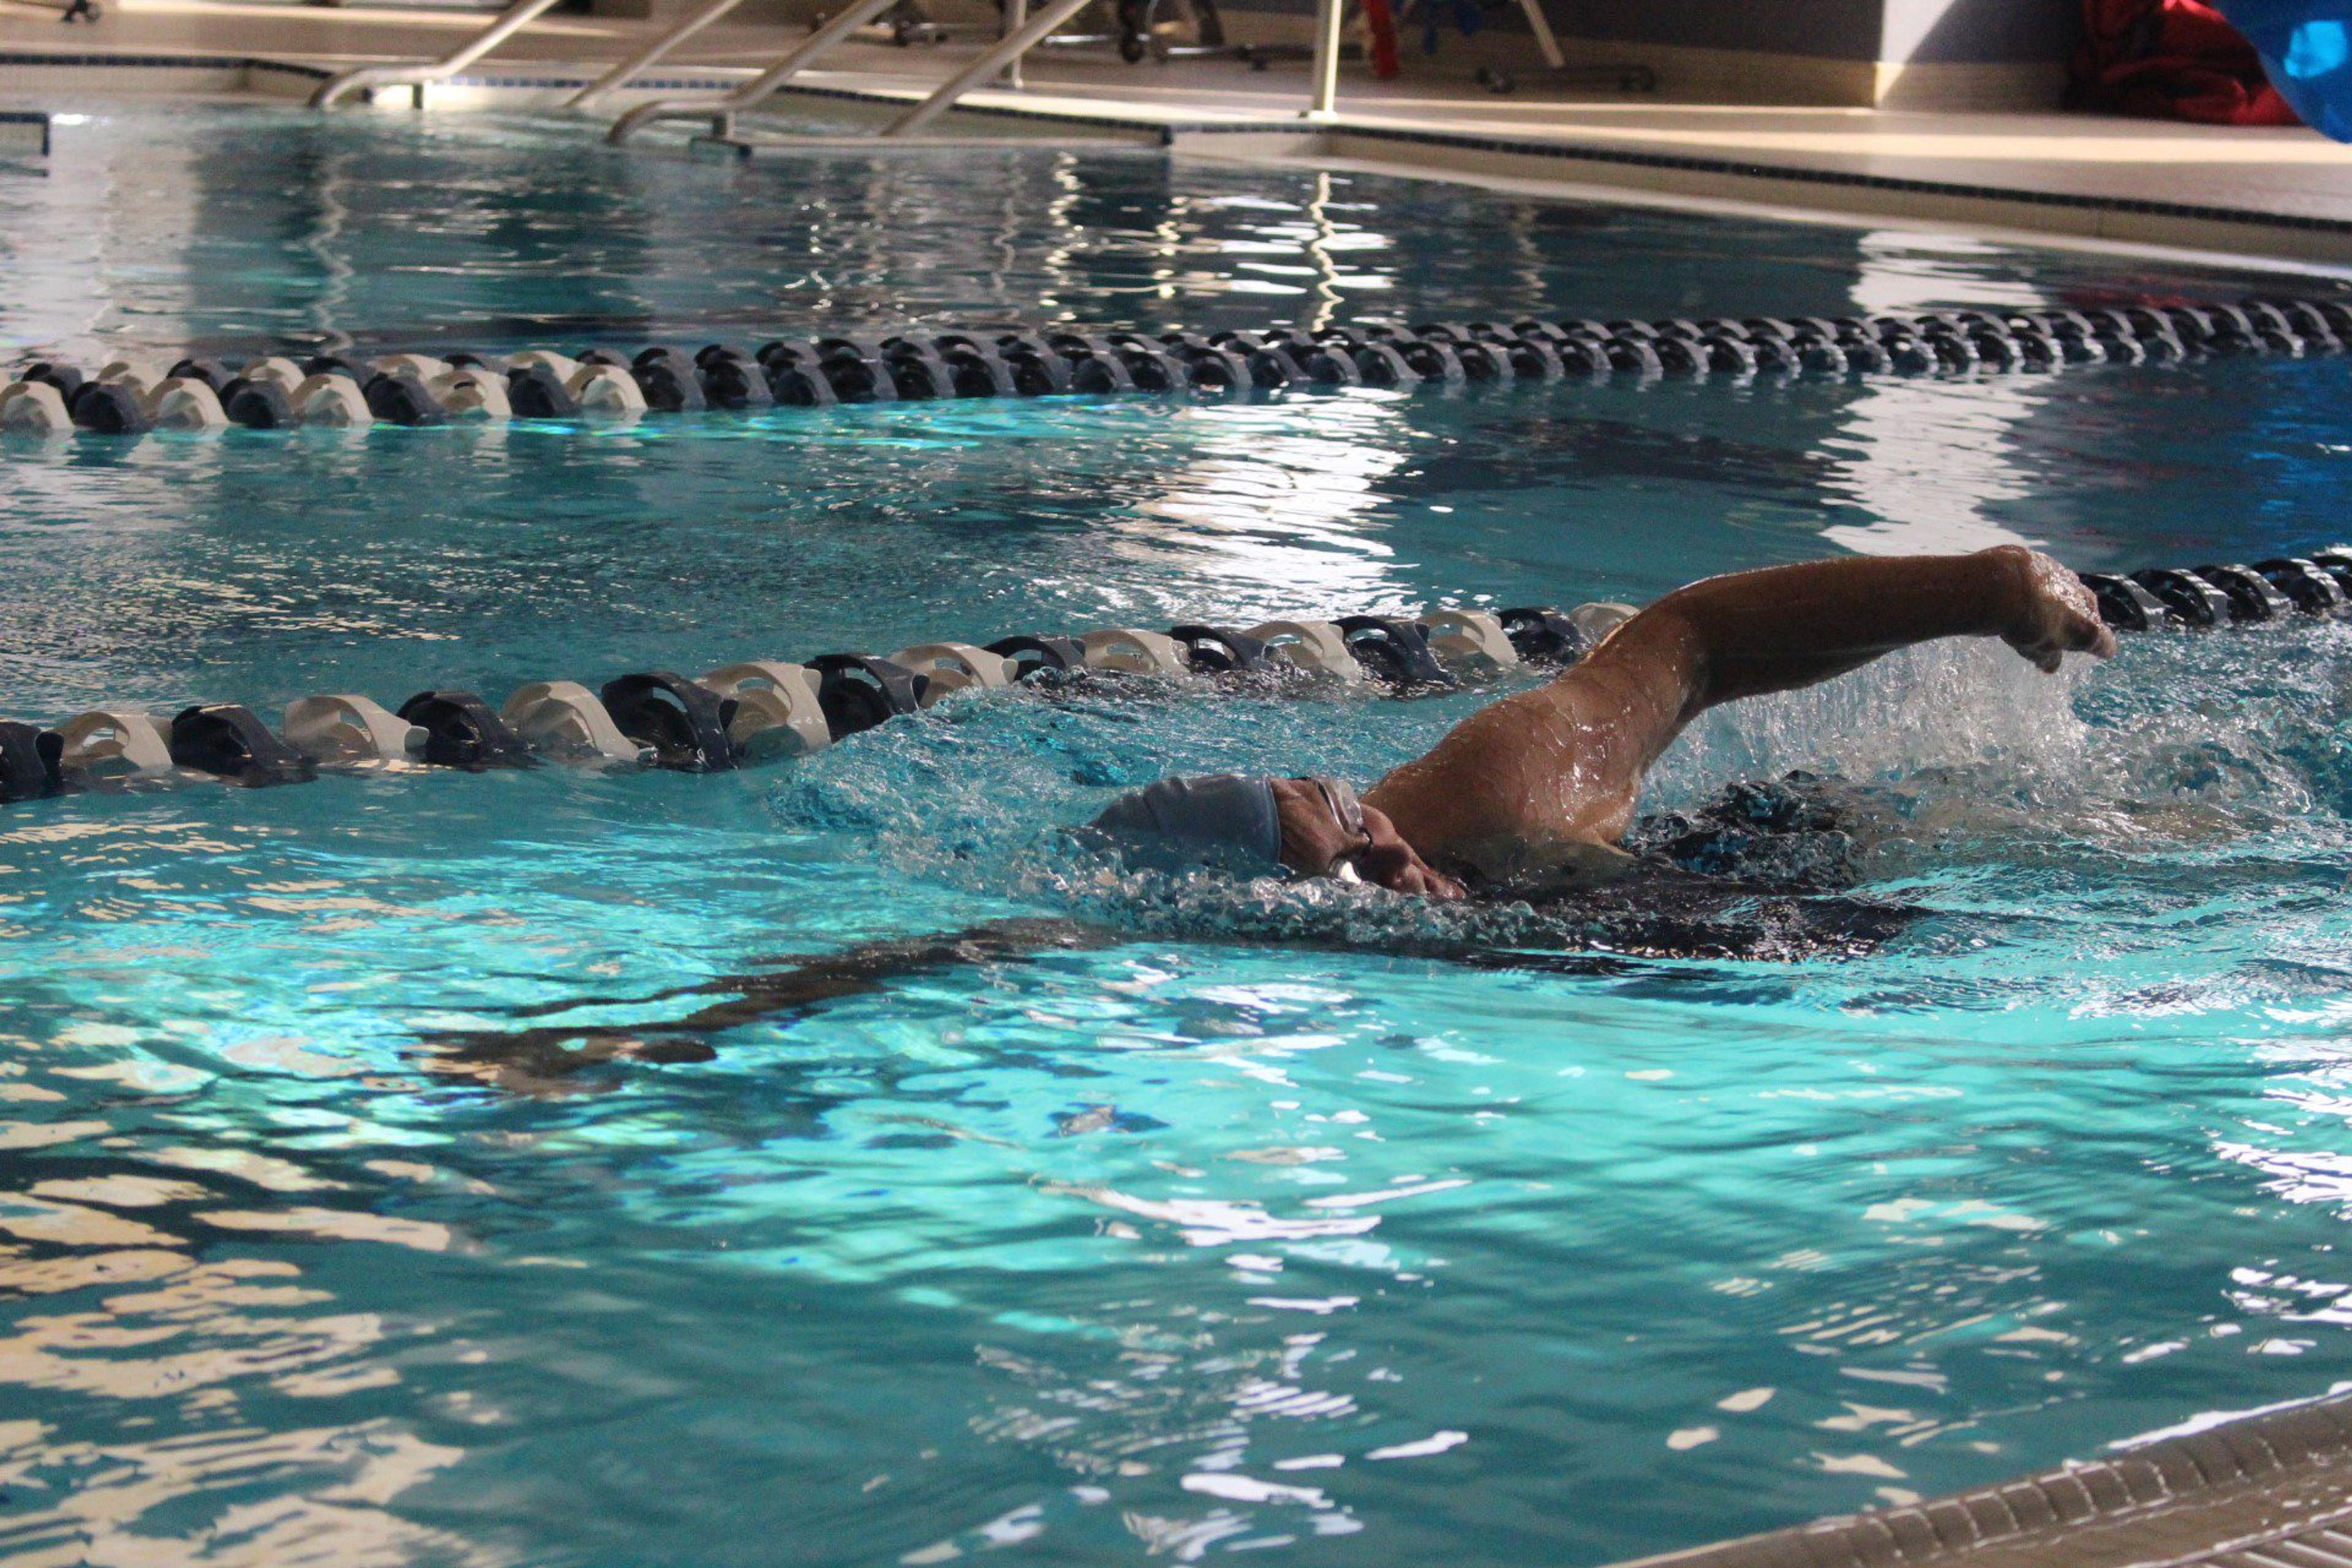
xmin=0 ymin=49 xmax=331 ymax=79
xmin=0 ymin=106 xmax=48 ymax=155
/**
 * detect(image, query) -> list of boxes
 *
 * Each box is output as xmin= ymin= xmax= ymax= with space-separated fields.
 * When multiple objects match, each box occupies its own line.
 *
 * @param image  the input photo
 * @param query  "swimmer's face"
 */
xmin=1269 ymin=777 xmax=1466 ymax=900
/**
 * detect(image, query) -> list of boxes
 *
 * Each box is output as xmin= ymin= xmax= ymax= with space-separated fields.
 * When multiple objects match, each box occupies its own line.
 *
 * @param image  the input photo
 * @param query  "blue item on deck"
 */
xmin=1418 ymin=0 xmax=1485 ymax=53
xmin=2216 ymin=0 xmax=2352 ymax=137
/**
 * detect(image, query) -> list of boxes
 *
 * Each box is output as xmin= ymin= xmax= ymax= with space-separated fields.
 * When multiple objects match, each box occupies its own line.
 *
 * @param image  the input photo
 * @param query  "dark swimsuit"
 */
xmin=427 ymin=774 xmax=1919 ymax=1083
xmin=1479 ymin=772 xmax=1918 ymax=962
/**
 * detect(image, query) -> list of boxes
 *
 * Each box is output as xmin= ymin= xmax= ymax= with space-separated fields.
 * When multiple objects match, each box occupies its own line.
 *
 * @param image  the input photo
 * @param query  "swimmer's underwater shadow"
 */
xmin=412 ymin=883 xmax=1920 ymax=1093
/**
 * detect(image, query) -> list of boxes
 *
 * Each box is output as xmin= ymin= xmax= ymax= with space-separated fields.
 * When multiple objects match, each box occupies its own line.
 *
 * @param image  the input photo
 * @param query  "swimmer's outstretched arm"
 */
xmin=1365 ymin=546 xmax=2114 ymax=886
xmin=416 ymin=918 xmax=1117 ymax=1092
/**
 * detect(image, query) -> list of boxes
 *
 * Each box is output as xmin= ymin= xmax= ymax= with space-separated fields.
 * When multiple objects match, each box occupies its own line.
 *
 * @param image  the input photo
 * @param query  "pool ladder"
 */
xmin=586 ymin=0 xmax=1630 ymax=139
xmin=311 ymin=0 xmax=573 ymax=109
xmin=603 ymin=0 xmax=1115 ymax=146
xmin=307 ymin=0 xmax=1356 ymax=143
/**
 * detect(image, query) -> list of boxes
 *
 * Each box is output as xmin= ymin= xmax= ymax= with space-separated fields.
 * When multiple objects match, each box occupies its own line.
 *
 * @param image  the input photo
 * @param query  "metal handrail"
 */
xmin=564 ymin=0 xmax=749 ymax=111
xmin=606 ymin=0 xmax=905 ymax=143
xmin=311 ymin=0 xmax=571 ymax=109
xmin=597 ymin=0 xmax=1344 ymax=146
xmin=1001 ymin=0 xmax=1025 ymax=91
xmin=877 ymin=0 xmax=1099 ymax=137
xmin=1515 ymin=0 xmax=1564 ymax=70
xmin=1303 ymin=0 xmax=1342 ymax=119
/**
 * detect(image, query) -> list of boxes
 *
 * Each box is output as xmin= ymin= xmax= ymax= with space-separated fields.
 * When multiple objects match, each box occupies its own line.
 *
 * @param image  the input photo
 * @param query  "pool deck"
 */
xmin=1608 ymin=1386 xmax=2352 ymax=1568
xmin=9 ymin=0 xmax=2352 ymax=267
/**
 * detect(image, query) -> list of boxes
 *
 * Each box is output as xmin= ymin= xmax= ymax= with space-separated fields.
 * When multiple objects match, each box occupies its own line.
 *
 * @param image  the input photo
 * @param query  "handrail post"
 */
xmin=311 ymin=0 xmax=570 ymax=108
xmin=1514 ymin=0 xmax=1564 ymax=70
xmin=608 ymin=0 xmax=907 ymax=142
xmin=567 ymin=0 xmax=750 ymax=111
xmin=880 ymin=0 xmax=1095 ymax=138
xmin=1303 ymin=0 xmax=1343 ymax=120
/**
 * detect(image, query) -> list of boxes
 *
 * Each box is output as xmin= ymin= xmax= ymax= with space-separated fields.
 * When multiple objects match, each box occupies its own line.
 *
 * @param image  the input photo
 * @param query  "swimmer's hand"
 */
xmin=1996 ymin=546 xmax=2117 ymax=673
xmin=1273 ymin=778 xmax=1466 ymax=900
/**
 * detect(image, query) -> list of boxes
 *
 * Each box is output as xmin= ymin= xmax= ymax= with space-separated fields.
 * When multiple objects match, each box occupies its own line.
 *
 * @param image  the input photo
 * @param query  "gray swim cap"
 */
xmin=1084 ymin=774 xmax=1284 ymax=873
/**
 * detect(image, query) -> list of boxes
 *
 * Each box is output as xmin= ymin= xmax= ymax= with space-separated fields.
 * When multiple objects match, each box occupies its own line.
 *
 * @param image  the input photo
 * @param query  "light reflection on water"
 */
xmin=3 ymin=102 xmax=2352 ymax=1568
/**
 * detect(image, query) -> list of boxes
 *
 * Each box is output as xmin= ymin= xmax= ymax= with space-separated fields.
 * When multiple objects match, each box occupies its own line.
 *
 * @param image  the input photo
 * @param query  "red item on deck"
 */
xmin=1362 ymin=0 xmax=1401 ymax=79
xmin=2072 ymin=0 xmax=2303 ymax=123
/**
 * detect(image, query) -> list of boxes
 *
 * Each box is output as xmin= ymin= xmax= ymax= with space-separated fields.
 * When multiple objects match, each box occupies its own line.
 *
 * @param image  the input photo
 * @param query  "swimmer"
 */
xmin=1088 ymin=546 xmax=2116 ymax=897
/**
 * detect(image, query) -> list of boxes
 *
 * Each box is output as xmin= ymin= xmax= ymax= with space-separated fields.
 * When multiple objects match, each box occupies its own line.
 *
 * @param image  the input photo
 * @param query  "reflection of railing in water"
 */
xmin=299 ymin=148 xmax=357 ymax=353
xmin=1819 ymin=232 xmax=2051 ymax=559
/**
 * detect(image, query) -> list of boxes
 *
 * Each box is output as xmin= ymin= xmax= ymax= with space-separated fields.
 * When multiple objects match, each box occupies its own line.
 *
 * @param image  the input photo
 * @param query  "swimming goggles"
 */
xmin=1301 ymin=775 xmax=1369 ymax=883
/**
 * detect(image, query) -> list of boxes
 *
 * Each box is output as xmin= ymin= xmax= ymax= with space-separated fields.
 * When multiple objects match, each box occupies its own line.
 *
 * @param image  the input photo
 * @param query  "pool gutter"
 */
xmin=1168 ymin=123 xmax=2352 ymax=270
xmin=6 ymin=47 xmax=2352 ymax=268
xmin=1609 ymin=1386 xmax=2352 ymax=1568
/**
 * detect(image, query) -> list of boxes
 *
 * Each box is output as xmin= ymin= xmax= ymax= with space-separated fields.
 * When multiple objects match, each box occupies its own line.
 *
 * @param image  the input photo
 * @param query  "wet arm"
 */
xmin=1366 ymin=547 xmax=2111 ymax=877
xmin=1636 ymin=545 xmax=2105 ymax=714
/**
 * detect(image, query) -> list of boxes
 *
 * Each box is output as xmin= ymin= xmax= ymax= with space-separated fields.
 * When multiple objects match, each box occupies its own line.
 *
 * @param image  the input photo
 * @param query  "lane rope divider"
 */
xmin=2 ymin=545 xmax=2344 ymax=810
xmin=4 ymin=295 xmax=2347 ymax=439
xmin=0 ymin=598 xmax=1626 ymax=803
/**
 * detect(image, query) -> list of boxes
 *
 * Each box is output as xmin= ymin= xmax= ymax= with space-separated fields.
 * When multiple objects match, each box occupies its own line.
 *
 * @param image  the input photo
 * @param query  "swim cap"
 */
xmin=1083 ymin=774 xmax=1284 ymax=873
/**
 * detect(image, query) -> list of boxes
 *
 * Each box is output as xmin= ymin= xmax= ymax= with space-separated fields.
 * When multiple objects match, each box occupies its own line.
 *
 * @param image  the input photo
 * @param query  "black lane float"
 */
xmin=0 ymin=596 xmax=1615 ymax=805
xmin=2077 ymin=550 xmax=2352 ymax=631
xmin=5 ymin=293 xmax=2349 ymax=436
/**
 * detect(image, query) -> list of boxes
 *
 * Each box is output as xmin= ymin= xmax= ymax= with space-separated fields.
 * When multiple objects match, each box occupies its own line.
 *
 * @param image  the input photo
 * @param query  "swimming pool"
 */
xmin=6 ymin=100 xmax=2352 ymax=1567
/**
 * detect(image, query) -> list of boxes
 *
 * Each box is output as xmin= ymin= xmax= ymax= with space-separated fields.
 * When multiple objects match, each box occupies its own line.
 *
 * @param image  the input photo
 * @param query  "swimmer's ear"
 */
xmin=1272 ymin=777 xmax=1364 ymax=878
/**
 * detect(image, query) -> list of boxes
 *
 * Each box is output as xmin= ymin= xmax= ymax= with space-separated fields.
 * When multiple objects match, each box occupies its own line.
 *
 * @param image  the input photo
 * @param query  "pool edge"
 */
xmin=7 ymin=48 xmax=2352 ymax=268
xmin=1608 ymin=1386 xmax=2352 ymax=1568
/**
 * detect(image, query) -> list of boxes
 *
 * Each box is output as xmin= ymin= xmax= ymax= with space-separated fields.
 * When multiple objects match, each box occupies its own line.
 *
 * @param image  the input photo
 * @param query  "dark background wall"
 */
xmin=1216 ymin=0 xmax=2082 ymax=69
xmin=1532 ymin=0 xmax=1884 ymax=61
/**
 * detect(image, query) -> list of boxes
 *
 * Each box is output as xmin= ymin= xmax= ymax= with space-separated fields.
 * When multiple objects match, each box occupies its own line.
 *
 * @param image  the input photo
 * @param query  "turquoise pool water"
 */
xmin=6 ymin=102 xmax=2352 ymax=1566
